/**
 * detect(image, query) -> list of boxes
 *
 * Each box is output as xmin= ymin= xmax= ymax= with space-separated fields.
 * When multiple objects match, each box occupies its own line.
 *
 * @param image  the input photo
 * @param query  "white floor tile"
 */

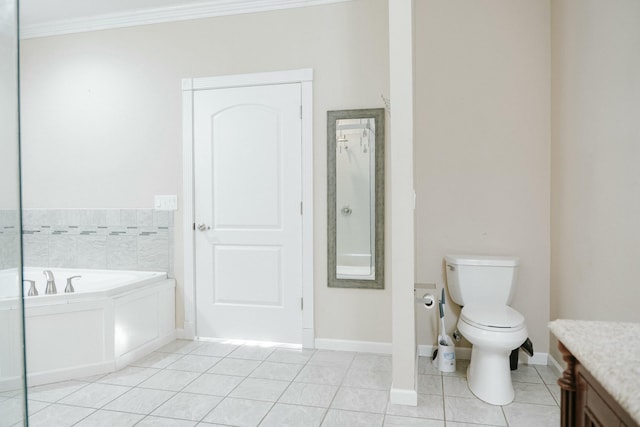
xmin=502 ymin=401 xmax=560 ymax=427
xmin=331 ymin=386 xmax=389 ymax=414
xmin=0 ymin=398 xmax=30 ymax=426
xmin=182 ymin=373 xmax=243 ymax=396
xmin=138 ymin=369 xmax=200 ymax=391
xmin=103 ymin=387 xmax=175 ymax=414
xmin=513 ymin=382 xmax=557 ymax=405
xmin=445 ymin=422 xmax=503 ymax=427
xmin=351 ymin=354 xmax=392 ymax=372
xmin=166 ymin=354 xmax=222 ymax=373
xmin=73 ymin=409 xmax=144 ymax=426
xmin=383 ymin=415 xmax=445 ymax=426
xmin=131 ymin=351 xmax=184 ymax=369
xmin=27 ymin=403 xmax=94 ymax=427
xmin=96 ymin=366 xmax=160 ymax=387
xmin=207 ymin=357 xmax=261 ymax=376
xmin=190 ymin=342 xmax=238 ymax=358
xmin=510 ymin=365 xmax=543 ymax=384
xmin=296 ymin=364 xmax=348 ymax=386
xmin=442 ymin=376 xmax=473 ymax=398
xmin=260 ymin=403 xmax=326 ymax=427
xmin=343 ymin=368 xmax=392 ymax=390
xmin=12 ymin=342 xmax=562 ymax=427
xmin=227 ymin=345 xmax=276 ymax=361
xmin=444 ymin=396 xmax=506 ymax=426
xmin=418 ymin=357 xmax=442 ymax=376
xmin=27 ymin=380 xmax=88 ymax=403
xmin=418 ymin=374 xmax=443 ymax=396
xmin=308 ymin=350 xmax=356 ymax=368
xmin=202 ymin=397 xmax=273 ymax=426
xmin=323 ymin=408 xmax=384 ymax=427
xmin=547 ymin=382 xmax=561 ymax=405
xmin=78 ymin=373 xmax=107 ymax=383
xmin=27 ymin=399 xmax=50 ymax=415
xmin=442 ymin=359 xmax=469 ymax=378
xmin=136 ymin=415 xmax=197 ymax=426
xmin=535 ymin=365 xmax=560 ymax=385
xmin=250 ymin=361 xmax=303 ymax=381
xmin=151 ymin=392 xmax=222 ymax=421
xmin=279 ymin=382 xmax=338 ymax=407
xmin=58 ymin=382 xmax=130 ymax=409
xmin=386 ymin=393 xmax=444 ymax=420
xmin=228 ymin=377 xmax=290 ymax=402
xmin=0 ymin=389 xmax=23 ymax=399
xmin=267 ymin=348 xmax=315 ymax=364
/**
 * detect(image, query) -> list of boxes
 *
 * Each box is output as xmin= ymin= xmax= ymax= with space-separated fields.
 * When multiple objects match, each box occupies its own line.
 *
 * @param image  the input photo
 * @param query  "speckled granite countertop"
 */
xmin=549 ymin=319 xmax=640 ymax=423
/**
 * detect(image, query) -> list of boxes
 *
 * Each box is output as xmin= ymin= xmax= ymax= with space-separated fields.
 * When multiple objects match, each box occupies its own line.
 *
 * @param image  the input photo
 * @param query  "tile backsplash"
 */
xmin=0 ymin=209 xmax=20 ymax=270
xmin=22 ymin=209 xmax=174 ymax=276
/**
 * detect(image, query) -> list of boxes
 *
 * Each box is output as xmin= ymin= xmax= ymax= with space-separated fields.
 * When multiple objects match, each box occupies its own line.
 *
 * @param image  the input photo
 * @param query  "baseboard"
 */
xmin=115 ymin=330 xmax=177 ymax=370
xmin=389 ymin=387 xmax=418 ymax=406
xmin=548 ymin=353 xmax=564 ymax=376
xmin=180 ymin=321 xmax=196 ymax=340
xmin=417 ymin=344 xmax=471 ymax=360
xmin=302 ymin=328 xmax=314 ymax=349
xmin=26 ymin=361 xmax=114 ymax=388
xmin=527 ymin=352 xmax=549 ymax=366
xmin=0 ymin=376 xmax=24 ymax=393
xmin=314 ymin=338 xmax=392 ymax=354
xmin=418 ymin=344 xmax=548 ymax=366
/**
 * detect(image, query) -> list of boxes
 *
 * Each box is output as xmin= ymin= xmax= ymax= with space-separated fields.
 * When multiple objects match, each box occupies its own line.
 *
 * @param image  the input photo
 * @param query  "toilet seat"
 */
xmin=460 ymin=304 xmax=525 ymax=332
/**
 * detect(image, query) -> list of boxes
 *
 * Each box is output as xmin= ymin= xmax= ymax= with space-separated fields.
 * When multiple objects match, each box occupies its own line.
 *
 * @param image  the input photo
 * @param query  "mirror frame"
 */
xmin=327 ymin=108 xmax=385 ymax=289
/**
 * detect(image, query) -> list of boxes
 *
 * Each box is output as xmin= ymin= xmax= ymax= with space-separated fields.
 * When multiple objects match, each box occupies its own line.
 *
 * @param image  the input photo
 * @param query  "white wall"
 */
xmin=0 ymin=0 xmax=20 ymax=210
xmin=413 ymin=1 xmax=551 ymax=353
xmin=550 ymin=0 xmax=640 ymax=360
xmin=20 ymin=0 xmax=391 ymax=342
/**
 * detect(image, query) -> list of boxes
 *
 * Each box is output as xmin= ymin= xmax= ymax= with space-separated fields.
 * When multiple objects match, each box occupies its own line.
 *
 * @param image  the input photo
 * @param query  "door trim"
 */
xmin=182 ymin=69 xmax=314 ymax=347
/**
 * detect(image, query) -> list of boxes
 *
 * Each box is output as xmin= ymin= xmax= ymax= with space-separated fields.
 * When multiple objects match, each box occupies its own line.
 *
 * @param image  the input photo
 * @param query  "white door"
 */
xmin=193 ymin=83 xmax=303 ymax=344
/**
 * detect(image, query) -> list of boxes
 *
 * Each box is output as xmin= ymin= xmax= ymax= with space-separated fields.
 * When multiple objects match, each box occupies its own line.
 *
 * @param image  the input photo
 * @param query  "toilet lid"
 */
xmin=461 ymin=304 xmax=525 ymax=330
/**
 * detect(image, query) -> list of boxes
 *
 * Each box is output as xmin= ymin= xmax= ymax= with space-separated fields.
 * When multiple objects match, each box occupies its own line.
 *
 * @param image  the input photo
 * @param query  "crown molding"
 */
xmin=20 ymin=0 xmax=351 ymax=39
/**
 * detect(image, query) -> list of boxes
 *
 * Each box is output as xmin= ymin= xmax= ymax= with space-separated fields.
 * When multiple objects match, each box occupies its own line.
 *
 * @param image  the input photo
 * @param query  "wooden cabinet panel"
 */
xmin=559 ymin=341 xmax=637 ymax=427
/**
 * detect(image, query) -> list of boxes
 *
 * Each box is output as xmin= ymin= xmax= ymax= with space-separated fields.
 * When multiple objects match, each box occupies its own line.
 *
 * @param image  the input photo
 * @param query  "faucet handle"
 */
xmin=24 ymin=280 xmax=38 ymax=296
xmin=65 ymin=276 xmax=81 ymax=293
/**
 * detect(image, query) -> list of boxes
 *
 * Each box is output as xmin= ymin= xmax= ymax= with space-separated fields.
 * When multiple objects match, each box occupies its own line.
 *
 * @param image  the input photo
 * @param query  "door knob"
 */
xmin=197 ymin=223 xmax=210 ymax=231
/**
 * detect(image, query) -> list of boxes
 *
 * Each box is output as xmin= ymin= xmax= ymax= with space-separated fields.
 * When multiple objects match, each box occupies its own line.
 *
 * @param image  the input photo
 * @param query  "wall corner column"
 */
xmin=388 ymin=0 xmax=417 ymax=406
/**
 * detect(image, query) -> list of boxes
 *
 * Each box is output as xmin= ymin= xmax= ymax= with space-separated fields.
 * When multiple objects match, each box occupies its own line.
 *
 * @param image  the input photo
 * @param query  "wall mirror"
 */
xmin=328 ymin=108 xmax=384 ymax=289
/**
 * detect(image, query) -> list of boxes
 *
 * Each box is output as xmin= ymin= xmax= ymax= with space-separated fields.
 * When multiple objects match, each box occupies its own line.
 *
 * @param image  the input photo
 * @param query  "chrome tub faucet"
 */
xmin=44 ymin=270 xmax=57 ymax=294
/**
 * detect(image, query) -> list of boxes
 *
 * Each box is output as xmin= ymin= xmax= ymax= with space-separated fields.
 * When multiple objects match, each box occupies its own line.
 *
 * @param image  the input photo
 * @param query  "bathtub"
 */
xmin=0 ymin=268 xmax=175 ymax=390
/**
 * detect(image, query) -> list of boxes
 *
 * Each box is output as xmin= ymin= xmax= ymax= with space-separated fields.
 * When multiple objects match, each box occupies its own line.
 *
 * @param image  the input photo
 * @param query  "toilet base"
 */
xmin=467 ymin=346 xmax=515 ymax=405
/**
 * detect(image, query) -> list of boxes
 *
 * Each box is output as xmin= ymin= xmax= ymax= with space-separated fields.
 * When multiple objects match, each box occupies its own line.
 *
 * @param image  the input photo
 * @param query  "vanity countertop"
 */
xmin=548 ymin=319 xmax=640 ymax=423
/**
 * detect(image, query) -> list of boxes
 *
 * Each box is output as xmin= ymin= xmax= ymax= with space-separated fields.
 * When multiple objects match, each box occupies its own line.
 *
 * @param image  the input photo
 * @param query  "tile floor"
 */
xmin=2 ymin=340 xmax=561 ymax=426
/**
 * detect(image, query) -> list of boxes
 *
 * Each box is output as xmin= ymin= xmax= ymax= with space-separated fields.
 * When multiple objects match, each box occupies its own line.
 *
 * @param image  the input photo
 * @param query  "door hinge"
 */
xmin=300 ymin=201 xmax=303 ymax=215
xmin=301 ymin=297 xmax=304 ymax=310
xmin=192 ymin=223 xmax=195 ymax=231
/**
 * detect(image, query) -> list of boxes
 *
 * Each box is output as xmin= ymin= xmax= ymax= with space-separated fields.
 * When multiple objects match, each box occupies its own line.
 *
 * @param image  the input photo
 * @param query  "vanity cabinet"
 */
xmin=558 ymin=341 xmax=639 ymax=427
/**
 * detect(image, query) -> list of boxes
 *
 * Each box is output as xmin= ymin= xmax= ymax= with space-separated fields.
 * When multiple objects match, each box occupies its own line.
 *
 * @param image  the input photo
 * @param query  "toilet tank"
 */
xmin=444 ymin=255 xmax=519 ymax=306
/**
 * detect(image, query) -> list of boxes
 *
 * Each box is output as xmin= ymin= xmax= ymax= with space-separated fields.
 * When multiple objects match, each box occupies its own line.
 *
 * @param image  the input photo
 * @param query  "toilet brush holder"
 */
xmin=433 ymin=340 xmax=456 ymax=373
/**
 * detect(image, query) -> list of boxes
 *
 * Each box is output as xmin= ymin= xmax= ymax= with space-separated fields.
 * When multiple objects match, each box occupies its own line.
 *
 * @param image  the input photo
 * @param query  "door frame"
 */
xmin=181 ymin=69 xmax=314 ymax=348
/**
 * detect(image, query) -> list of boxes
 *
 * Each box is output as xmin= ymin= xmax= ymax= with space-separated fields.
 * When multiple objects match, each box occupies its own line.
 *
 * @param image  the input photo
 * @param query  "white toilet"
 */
xmin=444 ymin=254 xmax=528 ymax=406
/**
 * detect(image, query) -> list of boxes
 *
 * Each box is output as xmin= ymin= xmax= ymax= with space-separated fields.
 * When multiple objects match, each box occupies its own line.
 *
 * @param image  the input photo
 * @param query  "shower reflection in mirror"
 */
xmin=328 ymin=109 xmax=384 ymax=289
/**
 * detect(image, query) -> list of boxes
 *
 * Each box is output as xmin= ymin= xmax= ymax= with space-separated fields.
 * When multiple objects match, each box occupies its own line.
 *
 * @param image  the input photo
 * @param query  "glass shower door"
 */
xmin=0 ymin=0 xmax=28 ymax=424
